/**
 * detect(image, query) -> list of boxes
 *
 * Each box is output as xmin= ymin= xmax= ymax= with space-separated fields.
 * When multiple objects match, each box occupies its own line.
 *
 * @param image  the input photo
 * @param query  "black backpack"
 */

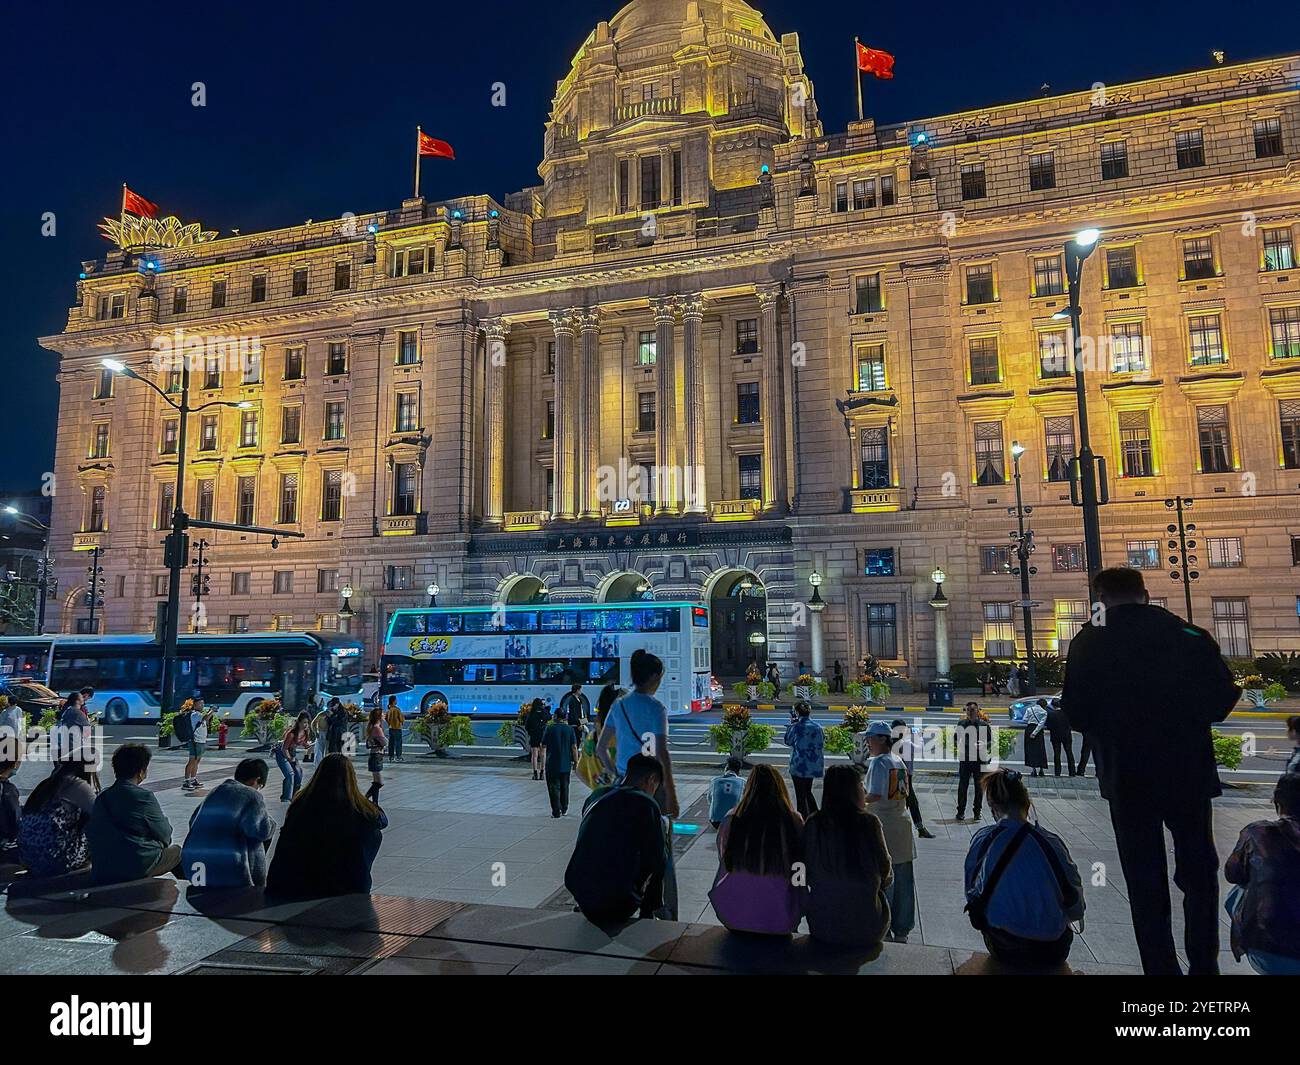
xmin=172 ymin=710 xmax=194 ymax=743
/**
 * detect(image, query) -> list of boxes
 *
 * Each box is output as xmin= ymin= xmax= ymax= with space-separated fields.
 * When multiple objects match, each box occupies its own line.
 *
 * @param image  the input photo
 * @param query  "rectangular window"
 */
xmin=863 ymin=548 xmax=896 ymax=577
xmin=1196 ymin=405 xmax=1233 ymax=473
xmin=1208 ymin=536 xmax=1243 ymax=568
xmin=241 ymin=350 xmax=262 ymax=384
xmin=1106 ymin=246 xmax=1139 ymax=289
xmin=736 ymin=381 xmax=760 ymax=425
xmin=393 ymin=463 xmax=417 ymax=516
xmin=395 ymin=391 xmax=419 ymax=432
xmin=90 ymin=422 xmax=110 ymax=459
xmin=1269 ymin=306 xmax=1300 ymax=359
xmin=637 ymin=392 xmax=656 ymax=433
xmin=544 ymin=400 xmax=555 ymax=439
xmin=1100 ymin=140 xmax=1129 ymax=180
xmin=284 ymin=346 xmax=304 ymax=381
xmin=334 ymin=261 xmax=351 ymax=291
xmin=397 ymin=330 xmax=419 ymax=365
xmin=855 ymin=273 xmax=883 ymax=314
xmin=160 ymin=418 xmax=179 ymax=455
xmin=198 ymin=414 xmax=218 ymax=452
xmin=1281 ymin=399 xmax=1300 ymax=470
xmin=1055 ymin=600 xmax=1090 ymax=653
xmin=1254 ymin=117 xmax=1283 ymax=158
xmin=1188 ymin=313 xmax=1226 ymax=366
xmin=1175 ymin=128 xmax=1205 ymax=169
xmin=1045 ymin=416 xmax=1075 ymax=482
xmin=639 ymin=154 xmax=661 ymax=211
xmin=982 ymin=602 xmax=1015 ymax=658
xmin=880 ymin=174 xmax=896 ymax=206
xmin=326 ymin=342 xmax=347 ymax=376
xmin=236 ymin=477 xmax=256 ymax=526
xmin=317 ymin=569 xmax=338 ymax=594
xmin=736 ymin=318 xmax=759 ymax=353
xmin=1118 ymin=410 xmax=1153 ymax=477
xmin=324 ymin=401 xmax=346 ymax=441
xmin=278 ymin=472 xmax=299 ymax=524
xmin=1028 ymin=152 xmax=1056 ymax=191
xmin=834 ymin=181 xmax=848 ymax=212
xmin=618 ymin=159 xmax=630 ymax=213
xmin=968 ymin=336 xmax=1000 ymax=385
xmin=87 ymin=485 xmax=106 ymax=532
xmin=271 ymin=615 xmax=294 ymax=632
xmin=980 ymin=545 xmax=1012 ymax=575
xmin=960 ymin=162 xmax=986 ymax=201
xmin=281 ymin=406 xmax=302 ymax=445
xmin=321 ymin=469 xmax=343 ymax=522
xmin=852 ymin=178 xmax=875 ymax=210
xmin=1126 ymin=540 xmax=1160 ymax=569
xmin=273 ymin=570 xmax=295 ymax=594
xmin=156 ymin=482 xmax=174 ymax=530
xmin=1110 ymin=321 xmax=1147 ymax=374
xmin=231 ymin=572 xmax=251 ymax=596
xmin=172 ymin=287 xmax=188 ymax=315
xmin=1293 ymin=536 xmax=1300 ymax=567
xmin=974 ymin=421 xmax=1006 ymax=485
xmin=544 ymin=342 xmax=556 ymax=375
xmin=965 ymin=263 xmax=995 ymax=304
xmin=671 ymin=149 xmax=682 ymax=206
xmin=1262 ymin=227 xmax=1295 ymax=272
xmin=108 ymin=294 xmax=125 ymax=319
xmin=385 ymin=565 xmax=415 ymax=591
xmin=94 ymin=368 xmax=114 ymax=399
xmin=229 ymin=615 xmax=249 ymax=634
xmin=1182 ymin=236 xmax=1217 ymax=280
xmin=203 ymin=355 xmax=221 ymax=390
xmin=196 ymin=479 xmax=214 ymax=523
xmin=291 ymin=267 xmax=308 ymax=297
xmin=866 ymin=604 xmax=898 ymax=660
xmin=211 ymin=279 xmax=227 ymax=309
xmin=1038 ymin=329 xmax=1071 ymax=378
xmin=1212 ymin=598 xmax=1251 ymax=657
xmin=545 ymin=468 xmax=555 ymax=513
xmin=239 ymin=410 xmax=259 ymax=449
xmin=738 ymin=454 xmax=763 ymax=500
xmin=1033 ymin=255 xmax=1064 ymax=296
xmin=859 ymin=426 xmax=891 ymax=488
xmin=856 ymin=344 xmax=887 ymax=392
xmin=250 ymin=274 xmax=267 ymax=303
xmin=153 ymin=575 xmax=168 ymax=597
xmin=637 ymin=330 xmax=657 ymax=365
xmin=1052 ymin=543 xmax=1086 ymax=572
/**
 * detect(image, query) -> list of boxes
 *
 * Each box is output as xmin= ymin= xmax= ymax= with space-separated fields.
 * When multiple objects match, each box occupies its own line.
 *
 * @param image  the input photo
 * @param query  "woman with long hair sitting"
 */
xmin=266 ymin=753 xmax=388 ymax=899
xmin=709 ymin=764 xmax=804 ymax=935
xmin=802 ymin=765 xmax=893 ymax=948
xmin=17 ymin=759 xmax=95 ymax=878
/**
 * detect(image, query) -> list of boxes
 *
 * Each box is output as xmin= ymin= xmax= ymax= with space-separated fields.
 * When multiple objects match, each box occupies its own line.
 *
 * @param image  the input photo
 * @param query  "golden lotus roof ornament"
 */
xmin=99 ymin=213 xmax=218 ymax=250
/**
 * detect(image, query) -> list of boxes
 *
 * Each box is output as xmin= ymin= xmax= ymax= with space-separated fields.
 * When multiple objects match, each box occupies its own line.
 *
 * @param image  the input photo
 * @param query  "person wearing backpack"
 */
xmin=963 ymin=768 xmax=1085 ymax=967
xmin=175 ymin=694 xmax=214 ymax=794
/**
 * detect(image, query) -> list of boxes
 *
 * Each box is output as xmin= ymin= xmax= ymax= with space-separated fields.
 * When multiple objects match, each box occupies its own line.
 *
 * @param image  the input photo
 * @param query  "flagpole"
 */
xmin=854 ymin=37 xmax=864 ymax=122
xmin=414 ymin=125 xmax=422 ymax=200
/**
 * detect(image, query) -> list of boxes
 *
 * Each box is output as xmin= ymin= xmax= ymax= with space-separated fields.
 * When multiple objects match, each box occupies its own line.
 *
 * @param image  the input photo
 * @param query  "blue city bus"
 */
xmin=0 ymin=631 xmax=364 ymax=723
xmin=380 ymin=601 xmax=713 ymax=717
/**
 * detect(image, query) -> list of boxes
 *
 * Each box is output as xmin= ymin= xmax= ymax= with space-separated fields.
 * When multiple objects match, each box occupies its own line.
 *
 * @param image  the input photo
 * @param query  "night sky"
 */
xmin=2 ymin=0 xmax=1297 ymax=495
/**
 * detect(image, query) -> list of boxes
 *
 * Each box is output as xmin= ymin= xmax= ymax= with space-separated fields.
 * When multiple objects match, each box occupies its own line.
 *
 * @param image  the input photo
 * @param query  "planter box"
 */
xmin=157 ymin=732 xmax=174 ymax=749
xmin=792 ymin=685 xmax=810 ymax=701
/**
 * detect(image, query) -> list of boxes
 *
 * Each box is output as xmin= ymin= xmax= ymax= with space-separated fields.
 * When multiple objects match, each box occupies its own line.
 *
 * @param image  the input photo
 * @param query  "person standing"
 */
xmin=596 ymin=650 xmax=680 ymax=819
xmin=1022 ymin=699 xmax=1048 ymax=778
xmin=325 ymin=697 xmax=350 ymax=755
xmin=1063 ymin=567 xmax=1240 ymax=976
xmin=310 ymin=704 xmax=330 ymax=766
xmin=274 ymin=712 xmax=311 ymax=803
xmin=783 ymin=701 xmax=824 ymax=819
xmin=890 ymin=718 xmax=935 ymax=838
xmin=364 ymin=707 xmax=386 ymax=805
xmin=182 ymin=694 xmax=215 ymax=794
xmin=1285 ymin=715 xmax=1300 ymax=776
xmin=542 ymin=707 xmax=579 ymax=818
xmin=559 ymin=683 xmax=587 ymax=744
xmin=525 ymin=697 xmax=549 ymax=781
xmin=862 ymin=721 xmax=915 ymax=942
xmin=766 ymin=662 xmax=782 ymax=699
xmin=1044 ymin=698 xmax=1076 ymax=777
xmin=831 ymin=660 xmax=844 ymax=694
xmin=384 ymin=697 xmax=405 ymax=763
xmin=955 ymin=702 xmax=993 ymax=821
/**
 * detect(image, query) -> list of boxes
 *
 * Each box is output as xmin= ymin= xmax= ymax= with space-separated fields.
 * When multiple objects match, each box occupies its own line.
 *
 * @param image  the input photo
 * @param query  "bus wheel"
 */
xmin=105 ymin=698 xmax=130 ymax=725
xmin=420 ymin=691 xmax=449 ymax=714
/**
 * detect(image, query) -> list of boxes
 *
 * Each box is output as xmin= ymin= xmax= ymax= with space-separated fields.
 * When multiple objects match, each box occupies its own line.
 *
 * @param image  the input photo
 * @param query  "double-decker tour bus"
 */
xmin=0 ymin=631 xmax=364 ymax=723
xmin=380 ymin=601 xmax=712 ymax=717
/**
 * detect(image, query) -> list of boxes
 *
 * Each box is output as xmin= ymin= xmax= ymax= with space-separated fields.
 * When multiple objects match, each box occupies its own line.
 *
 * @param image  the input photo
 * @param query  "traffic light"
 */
xmin=162 ymin=531 xmax=190 ymax=569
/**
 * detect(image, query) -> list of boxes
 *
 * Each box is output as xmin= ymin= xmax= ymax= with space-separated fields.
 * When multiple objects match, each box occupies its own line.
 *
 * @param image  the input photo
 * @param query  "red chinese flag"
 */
xmin=122 ymin=185 xmax=159 ymax=218
xmin=418 ymin=132 xmax=455 ymax=160
xmin=856 ymin=43 xmax=895 ymax=80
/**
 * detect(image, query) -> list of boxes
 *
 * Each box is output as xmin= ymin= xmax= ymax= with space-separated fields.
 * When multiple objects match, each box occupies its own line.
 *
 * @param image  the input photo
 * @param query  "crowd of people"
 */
xmin=1 ymin=565 xmax=1297 ymax=976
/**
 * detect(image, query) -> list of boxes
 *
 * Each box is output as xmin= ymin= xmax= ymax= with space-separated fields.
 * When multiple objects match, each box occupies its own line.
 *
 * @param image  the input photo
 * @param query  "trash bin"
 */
xmin=928 ymin=680 xmax=954 ymax=708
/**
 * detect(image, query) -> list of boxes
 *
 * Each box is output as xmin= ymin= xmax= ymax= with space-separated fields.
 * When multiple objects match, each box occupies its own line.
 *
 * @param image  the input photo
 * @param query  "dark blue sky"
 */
xmin=3 ymin=0 xmax=1297 ymax=494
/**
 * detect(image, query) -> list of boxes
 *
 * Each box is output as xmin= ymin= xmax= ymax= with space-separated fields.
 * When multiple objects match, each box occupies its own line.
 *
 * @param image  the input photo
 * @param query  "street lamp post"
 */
xmin=807 ymin=571 xmax=825 ymax=679
xmin=1009 ymin=442 xmax=1038 ymax=696
xmin=426 ymin=582 xmax=439 ymax=608
xmin=1058 ymin=227 xmax=1108 ymax=592
xmin=928 ymin=567 xmax=950 ymax=681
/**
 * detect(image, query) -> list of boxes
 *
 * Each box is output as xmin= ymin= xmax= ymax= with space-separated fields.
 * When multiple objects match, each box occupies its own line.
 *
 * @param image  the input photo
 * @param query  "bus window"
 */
xmin=589 ymin=659 xmax=619 ymax=684
xmin=389 ymin=614 xmax=426 ymax=637
xmin=325 ymin=651 xmax=363 ymax=695
xmin=425 ymin=613 xmax=462 ymax=634
xmin=461 ymin=613 xmax=500 ymax=633
xmin=413 ymin=660 xmax=463 ymax=685
xmin=503 ymin=611 xmax=537 ymax=633
xmin=380 ymin=660 xmax=415 ymax=690
xmin=536 ymin=659 xmax=567 ymax=682
xmin=0 ymin=644 xmax=50 ymax=680
xmin=499 ymin=661 xmax=532 ymax=683
xmin=539 ymin=611 xmax=579 ymax=632
xmin=462 ymin=663 xmax=497 ymax=683
xmin=51 ymin=656 xmax=104 ymax=691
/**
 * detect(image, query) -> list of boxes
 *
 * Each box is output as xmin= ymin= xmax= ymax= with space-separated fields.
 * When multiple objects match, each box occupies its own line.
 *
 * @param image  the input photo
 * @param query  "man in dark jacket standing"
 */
xmin=1062 ymin=567 xmax=1240 ymax=975
xmin=1043 ymin=698 xmax=1076 ymax=777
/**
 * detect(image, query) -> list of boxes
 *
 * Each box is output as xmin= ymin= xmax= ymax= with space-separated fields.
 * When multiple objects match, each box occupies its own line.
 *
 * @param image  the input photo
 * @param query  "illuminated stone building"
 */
xmin=41 ymin=0 xmax=1300 ymax=679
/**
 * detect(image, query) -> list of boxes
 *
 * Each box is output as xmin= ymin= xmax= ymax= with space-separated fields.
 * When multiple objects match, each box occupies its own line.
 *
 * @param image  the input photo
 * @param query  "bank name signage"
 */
xmin=549 ymin=527 xmax=700 ymax=553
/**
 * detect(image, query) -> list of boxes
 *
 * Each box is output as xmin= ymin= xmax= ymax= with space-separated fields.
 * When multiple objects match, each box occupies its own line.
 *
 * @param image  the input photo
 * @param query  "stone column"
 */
xmin=577 ymin=308 xmax=602 ymax=519
xmin=480 ymin=317 xmax=509 ymax=526
xmin=930 ymin=592 xmax=951 ymax=680
xmin=651 ymin=296 xmax=678 ymax=514
xmin=679 ymin=294 xmax=706 ymax=514
xmin=548 ymin=310 xmax=579 ymax=520
xmin=757 ymin=284 xmax=789 ymax=511
xmin=809 ymin=601 xmax=825 ymax=678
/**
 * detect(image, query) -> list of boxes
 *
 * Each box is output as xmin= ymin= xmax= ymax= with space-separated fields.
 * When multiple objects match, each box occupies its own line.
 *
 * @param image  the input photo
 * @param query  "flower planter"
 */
xmin=746 ymin=685 xmax=758 ymax=702
xmin=792 ymin=684 xmax=810 ymax=702
xmin=850 ymin=731 xmax=871 ymax=772
xmin=1243 ymin=689 xmax=1266 ymax=708
xmin=157 ymin=732 xmax=174 ymax=749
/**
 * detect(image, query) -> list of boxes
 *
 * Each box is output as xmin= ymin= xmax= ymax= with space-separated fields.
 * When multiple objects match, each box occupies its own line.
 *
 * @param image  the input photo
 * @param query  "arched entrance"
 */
xmin=706 ymin=569 xmax=767 ymax=681
xmin=497 ymin=574 xmax=548 ymax=605
xmin=596 ymin=571 xmax=653 ymax=603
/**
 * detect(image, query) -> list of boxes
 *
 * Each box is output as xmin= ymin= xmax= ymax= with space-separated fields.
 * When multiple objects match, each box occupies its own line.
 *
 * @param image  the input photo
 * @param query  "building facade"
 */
xmin=41 ymin=0 xmax=1300 ymax=678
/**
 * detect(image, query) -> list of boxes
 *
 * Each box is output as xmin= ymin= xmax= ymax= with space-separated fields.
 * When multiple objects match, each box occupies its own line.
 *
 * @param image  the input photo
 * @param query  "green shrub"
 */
xmin=1211 ymin=730 xmax=1243 ymax=770
xmin=1257 ymin=652 xmax=1300 ymax=692
xmin=709 ymin=723 xmax=774 ymax=755
xmin=416 ymin=714 xmax=474 ymax=746
xmin=824 ymin=725 xmax=854 ymax=755
xmin=756 ymin=680 xmax=776 ymax=700
xmin=845 ymin=680 xmax=865 ymax=700
xmin=1263 ymin=682 xmax=1288 ymax=704
xmin=841 ymin=705 xmax=870 ymax=733
xmin=496 ymin=720 xmax=517 ymax=745
xmin=949 ymin=662 xmax=984 ymax=689
xmin=1030 ymin=652 xmax=1065 ymax=689
xmin=732 ymin=680 xmax=754 ymax=700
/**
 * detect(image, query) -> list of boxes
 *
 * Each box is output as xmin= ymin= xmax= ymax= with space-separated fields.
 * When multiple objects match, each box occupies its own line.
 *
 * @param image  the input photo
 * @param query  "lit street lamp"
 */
xmin=807 ymin=571 xmax=825 ymax=679
xmin=1009 ymin=441 xmax=1038 ymax=696
xmin=339 ymin=583 xmax=355 ymax=621
xmin=426 ymin=582 xmax=439 ymax=608
xmin=928 ymin=567 xmax=952 ymax=705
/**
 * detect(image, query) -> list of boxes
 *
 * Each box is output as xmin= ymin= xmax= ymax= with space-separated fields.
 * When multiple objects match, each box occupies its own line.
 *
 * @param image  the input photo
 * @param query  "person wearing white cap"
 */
xmin=862 ymin=720 xmax=916 ymax=942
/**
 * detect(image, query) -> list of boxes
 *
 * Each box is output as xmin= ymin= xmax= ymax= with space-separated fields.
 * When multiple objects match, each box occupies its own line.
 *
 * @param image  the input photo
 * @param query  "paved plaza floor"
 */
xmin=0 ymin=745 xmax=1279 ymax=975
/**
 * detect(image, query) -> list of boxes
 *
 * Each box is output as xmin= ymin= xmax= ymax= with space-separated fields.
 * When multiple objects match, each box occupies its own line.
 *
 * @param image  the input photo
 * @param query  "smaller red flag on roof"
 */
xmin=856 ymin=43 xmax=895 ymax=80
xmin=418 ymin=131 xmax=455 ymax=160
xmin=122 ymin=185 xmax=159 ymax=218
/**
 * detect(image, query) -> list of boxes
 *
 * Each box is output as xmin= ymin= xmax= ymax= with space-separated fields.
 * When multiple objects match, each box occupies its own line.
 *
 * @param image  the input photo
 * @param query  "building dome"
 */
xmin=608 ymin=0 xmax=775 ymax=47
